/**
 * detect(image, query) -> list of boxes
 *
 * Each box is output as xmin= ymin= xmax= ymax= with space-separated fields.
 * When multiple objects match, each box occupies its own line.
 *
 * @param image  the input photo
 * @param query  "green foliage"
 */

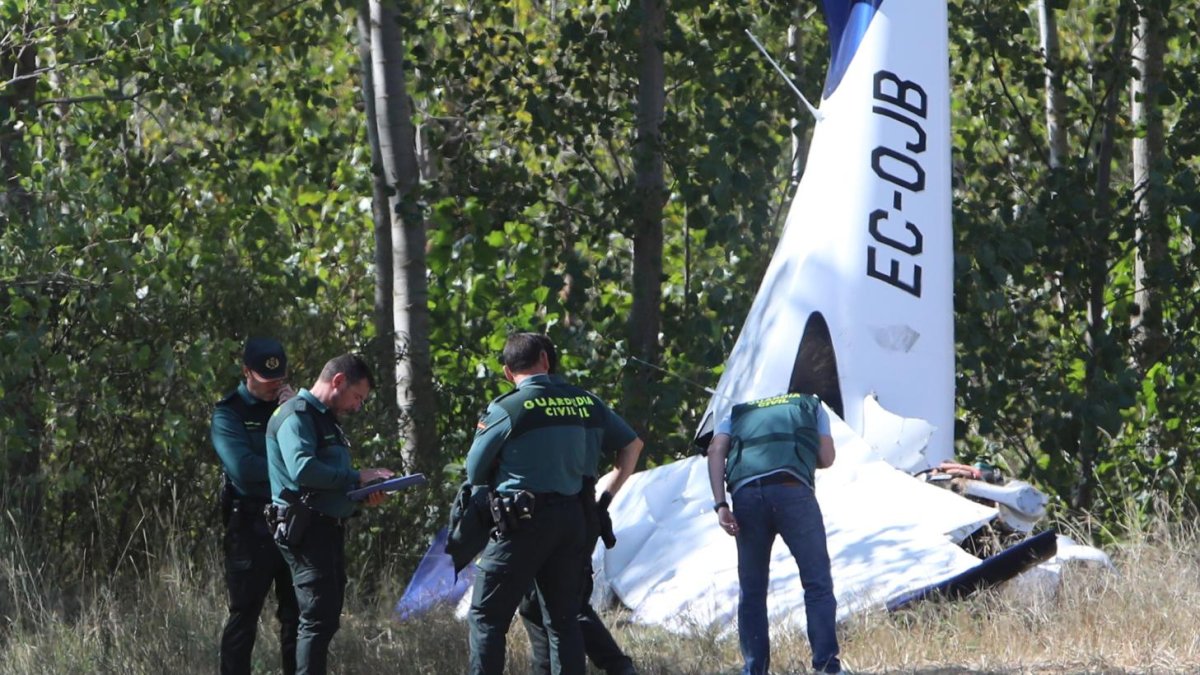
xmin=5 ymin=0 xmax=1200 ymax=588
xmin=950 ymin=0 xmax=1200 ymax=525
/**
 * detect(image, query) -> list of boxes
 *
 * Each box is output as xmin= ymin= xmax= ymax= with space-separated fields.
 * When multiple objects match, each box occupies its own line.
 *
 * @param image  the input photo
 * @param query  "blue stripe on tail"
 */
xmin=820 ymin=0 xmax=883 ymax=98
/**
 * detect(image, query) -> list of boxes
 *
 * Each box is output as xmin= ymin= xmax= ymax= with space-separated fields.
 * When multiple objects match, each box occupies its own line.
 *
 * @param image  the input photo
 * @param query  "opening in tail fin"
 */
xmin=788 ymin=312 xmax=844 ymax=419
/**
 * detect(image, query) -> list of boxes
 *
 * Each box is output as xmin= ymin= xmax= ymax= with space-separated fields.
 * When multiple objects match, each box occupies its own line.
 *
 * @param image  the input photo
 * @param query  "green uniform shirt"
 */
xmin=725 ymin=393 xmax=824 ymax=493
xmin=466 ymin=374 xmax=630 ymax=495
xmin=550 ymin=374 xmax=638 ymax=477
xmin=211 ymin=382 xmax=277 ymax=501
xmin=266 ymin=388 xmax=360 ymax=518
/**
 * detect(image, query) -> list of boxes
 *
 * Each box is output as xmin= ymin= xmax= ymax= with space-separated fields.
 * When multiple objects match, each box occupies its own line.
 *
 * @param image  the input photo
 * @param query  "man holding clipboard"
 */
xmin=266 ymin=353 xmax=397 ymax=675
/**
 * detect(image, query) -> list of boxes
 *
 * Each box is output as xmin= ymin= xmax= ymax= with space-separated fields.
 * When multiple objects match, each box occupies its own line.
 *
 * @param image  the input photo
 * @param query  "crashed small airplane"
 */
xmin=590 ymin=0 xmax=1105 ymax=630
xmin=396 ymin=0 xmax=1108 ymax=629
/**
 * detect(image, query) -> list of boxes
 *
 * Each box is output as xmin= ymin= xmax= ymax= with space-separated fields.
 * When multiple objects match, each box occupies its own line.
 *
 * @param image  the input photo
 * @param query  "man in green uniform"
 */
xmin=212 ymin=337 xmax=299 ymax=675
xmin=518 ymin=335 xmax=643 ymax=675
xmin=706 ymin=392 xmax=842 ymax=675
xmin=266 ymin=353 xmax=395 ymax=675
xmin=466 ymin=333 xmax=640 ymax=675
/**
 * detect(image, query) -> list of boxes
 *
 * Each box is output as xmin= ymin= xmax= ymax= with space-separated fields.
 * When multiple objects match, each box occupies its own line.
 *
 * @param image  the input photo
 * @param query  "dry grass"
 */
xmin=1 ymin=518 xmax=1198 ymax=674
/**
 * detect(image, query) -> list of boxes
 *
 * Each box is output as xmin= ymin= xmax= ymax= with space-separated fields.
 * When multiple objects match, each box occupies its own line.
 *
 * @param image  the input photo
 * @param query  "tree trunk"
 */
xmin=0 ymin=30 xmax=43 ymax=518
xmin=1038 ymin=0 xmax=1068 ymax=169
xmin=1077 ymin=4 xmax=1130 ymax=513
xmin=367 ymin=0 xmax=437 ymax=471
xmin=788 ymin=10 xmax=809 ymax=183
xmin=355 ymin=3 xmax=399 ymax=442
xmin=1130 ymin=0 xmax=1167 ymax=368
xmin=0 ymin=32 xmax=36 ymax=224
xmin=625 ymin=0 xmax=666 ymax=436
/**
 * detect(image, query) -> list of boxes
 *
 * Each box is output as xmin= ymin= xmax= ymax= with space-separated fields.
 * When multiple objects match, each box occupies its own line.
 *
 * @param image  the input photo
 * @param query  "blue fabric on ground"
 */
xmin=395 ymin=526 xmax=476 ymax=620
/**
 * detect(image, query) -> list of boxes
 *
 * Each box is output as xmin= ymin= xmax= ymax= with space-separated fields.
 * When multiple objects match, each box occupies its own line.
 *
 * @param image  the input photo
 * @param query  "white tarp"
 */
xmin=595 ymin=405 xmax=996 ymax=631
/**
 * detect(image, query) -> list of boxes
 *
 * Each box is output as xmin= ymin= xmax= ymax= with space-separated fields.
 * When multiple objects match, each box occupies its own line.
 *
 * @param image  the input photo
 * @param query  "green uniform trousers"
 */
xmin=469 ymin=496 xmax=588 ymax=675
xmin=221 ymin=502 xmax=299 ymax=675
xmin=519 ymin=567 xmax=637 ymax=675
xmin=277 ymin=518 xmax=346 ymax=675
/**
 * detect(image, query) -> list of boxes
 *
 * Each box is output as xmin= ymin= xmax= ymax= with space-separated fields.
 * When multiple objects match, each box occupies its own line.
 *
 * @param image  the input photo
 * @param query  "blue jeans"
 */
xmin=733 ymin=481 xmax=840 ymax=675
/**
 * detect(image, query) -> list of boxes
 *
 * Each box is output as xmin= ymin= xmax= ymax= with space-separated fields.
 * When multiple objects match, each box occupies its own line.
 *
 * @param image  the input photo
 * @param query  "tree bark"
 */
xmin=1077 ymin=4 xmax=1130 ymax=513
xmin=625 ymin=0 xmax=666 ymax=436
xmin=788 ymin=9 xmax=809 ymax=183
xmin=0 ymin=27 xmax=43 ymax=518
xmin=1038 ymin=0 xmax=1068 ymax=169
xmin=367 ymin=0 xmax=437 ymax=471
xmin=0 ymin=31 xmax=36 ymax=224
xmin=1130 ymin=0 xmax=1168 ymax=368
xmin=355 ymin=3 xmax=399 ymax=441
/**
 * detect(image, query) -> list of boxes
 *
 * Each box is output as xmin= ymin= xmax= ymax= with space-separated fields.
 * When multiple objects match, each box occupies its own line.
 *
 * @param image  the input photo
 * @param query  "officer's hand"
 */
xmin=717 ymin=506 xmax=739 ymax=536
xmin=359 ymin=467 xmax=395 ymax=484
xmin=277 ymin=384 xmax=297 ymax=403
xmin=365 ymin=491 xmax=388 ymax=507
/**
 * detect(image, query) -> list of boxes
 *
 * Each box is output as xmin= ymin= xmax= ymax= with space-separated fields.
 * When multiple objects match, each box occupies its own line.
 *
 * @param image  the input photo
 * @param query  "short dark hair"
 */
xmin=319 ymin=353 xmax=374 ymax=388
xmin=533 ymin=334 xmax=558 ymax=373
xmin=502 ymin=332 xmax=551 ymax=372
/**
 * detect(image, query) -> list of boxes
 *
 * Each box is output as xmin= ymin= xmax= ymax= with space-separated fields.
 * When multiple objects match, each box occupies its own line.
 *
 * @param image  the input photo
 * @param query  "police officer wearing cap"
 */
xmin=706 ymin=392 xmax=842 ymax=675
xmin=266 ymin=353 xmax=394 ymax=675
xmin=212 ymin=337 xmax=300 ymax=675
xmin=465 ymin=333 xmax=640 ymax=675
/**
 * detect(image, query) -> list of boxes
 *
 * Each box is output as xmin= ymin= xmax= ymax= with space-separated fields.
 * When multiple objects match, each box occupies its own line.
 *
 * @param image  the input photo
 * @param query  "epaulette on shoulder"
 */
xmin=271 ymin=396 xmax=308 ymax=419
xmin=215 ymin=390 xmax=238 ymax=406
xmin=492 ymin=388 xmax=521 ymax=403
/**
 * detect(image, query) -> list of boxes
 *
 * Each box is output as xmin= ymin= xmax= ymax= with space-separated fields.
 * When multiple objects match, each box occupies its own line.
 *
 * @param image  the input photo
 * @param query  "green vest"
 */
xmin=489 ymin=379 xmax=601 ymax=496
xmin=725 ymin=393 xmax=822 ymax=491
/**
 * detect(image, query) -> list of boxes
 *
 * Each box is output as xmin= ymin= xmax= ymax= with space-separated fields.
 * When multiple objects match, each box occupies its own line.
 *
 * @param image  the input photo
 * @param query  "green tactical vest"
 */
xmin=266 ymin=395 xmax=346 ymax=452
xmin=267 ymin=394 xmax=356 ymax=517
xmin=215 ymin=387 xmax=277 ymax=500
xmin=489 ymin=379 xmax=603 ymax=495
xmin=725 ymin=393 xmax=822 ymax=491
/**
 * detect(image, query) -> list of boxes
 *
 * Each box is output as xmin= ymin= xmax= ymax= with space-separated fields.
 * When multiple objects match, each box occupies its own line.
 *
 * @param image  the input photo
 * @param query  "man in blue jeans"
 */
xmin=706 ymin=393 xmax=842 ymax=675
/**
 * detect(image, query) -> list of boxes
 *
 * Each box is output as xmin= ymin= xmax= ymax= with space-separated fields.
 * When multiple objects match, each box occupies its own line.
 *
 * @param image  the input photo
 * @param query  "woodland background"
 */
xmin=2 ymin=0 xmax=1198 ymax=599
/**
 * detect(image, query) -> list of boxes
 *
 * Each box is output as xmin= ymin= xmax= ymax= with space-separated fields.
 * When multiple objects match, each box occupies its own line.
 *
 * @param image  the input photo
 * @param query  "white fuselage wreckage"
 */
xmin=590 ymin=0 xmax=1100 ymax=631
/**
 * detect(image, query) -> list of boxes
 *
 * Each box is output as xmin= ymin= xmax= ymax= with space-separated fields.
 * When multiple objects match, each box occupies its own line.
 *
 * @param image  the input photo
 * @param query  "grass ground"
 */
xmin=1 ymin=519 xmax=1197 ymax=674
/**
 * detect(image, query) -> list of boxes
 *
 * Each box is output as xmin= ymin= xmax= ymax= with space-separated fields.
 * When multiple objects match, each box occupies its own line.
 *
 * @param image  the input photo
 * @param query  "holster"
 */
xmin=267 ymin=488 xmax=314 ymax=548
xmin=489 ymin=490 xmax=534 ymax=534
xmin=220 ymin=475 xmax=235 ymax=527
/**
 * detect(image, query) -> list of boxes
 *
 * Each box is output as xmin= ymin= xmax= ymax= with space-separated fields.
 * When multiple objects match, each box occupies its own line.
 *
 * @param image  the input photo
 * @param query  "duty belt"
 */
xmin=530 ymin=492 xmax=580 ymax=506
xmin=310 ymin=511 xmax=351 ymax=527
xmin=748 ymin=472 xmax=804 ymax=488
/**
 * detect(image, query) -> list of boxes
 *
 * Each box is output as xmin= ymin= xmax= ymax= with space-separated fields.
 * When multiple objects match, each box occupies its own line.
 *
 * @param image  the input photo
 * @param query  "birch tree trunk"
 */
xmin=367 ymin=0 xmax=437 ymax=471
xmin=1130 ymin=0 xmax=1167 ymax=368
xmin=788 ymin=10 xmax=809 ymax=183
xmin=355 ymin=4 xmax=398 ymax=441
xmin=1038 ymin=0 xmax=1068 ymax=169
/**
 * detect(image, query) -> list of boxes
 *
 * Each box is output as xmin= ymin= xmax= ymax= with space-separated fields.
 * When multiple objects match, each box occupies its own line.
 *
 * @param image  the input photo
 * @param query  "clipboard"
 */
xmin=347 ymin=473 xmax=428 ymax=501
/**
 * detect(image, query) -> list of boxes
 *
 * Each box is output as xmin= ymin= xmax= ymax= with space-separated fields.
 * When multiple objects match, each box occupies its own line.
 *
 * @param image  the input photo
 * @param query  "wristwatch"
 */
xmin=713 ymin=501 xmax=729 ymax=513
